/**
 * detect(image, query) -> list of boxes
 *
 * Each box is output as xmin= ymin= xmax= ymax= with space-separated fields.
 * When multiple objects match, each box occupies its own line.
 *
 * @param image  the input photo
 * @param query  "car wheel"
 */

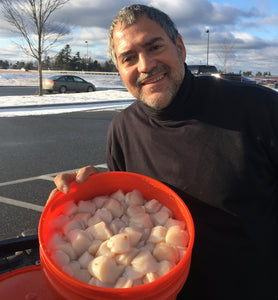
xmin=87 ymin=86 xmax=94 ymax=92
xmin=59 ymin=86 xmax=67 ymax=93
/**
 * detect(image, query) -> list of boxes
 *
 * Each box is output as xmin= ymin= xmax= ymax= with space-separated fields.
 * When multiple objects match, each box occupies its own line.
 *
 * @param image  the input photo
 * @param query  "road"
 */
xmin=0 ymin=85 xmax=126 ymax=97
xmin=0 ymin=110 xmax=119 ymax=241
xmin=0 ymin=86 xmax=39 ymax=96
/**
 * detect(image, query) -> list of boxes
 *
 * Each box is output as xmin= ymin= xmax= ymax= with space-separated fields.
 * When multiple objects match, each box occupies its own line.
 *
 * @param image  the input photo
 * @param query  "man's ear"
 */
xmin=176 ymin=35 xmax=186 ymax=61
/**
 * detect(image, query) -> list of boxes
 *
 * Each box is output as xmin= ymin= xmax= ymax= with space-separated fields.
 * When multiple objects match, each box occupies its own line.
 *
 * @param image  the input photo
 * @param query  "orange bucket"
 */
xmin=39 ymin=171 xmax=195 ymax=300
xmin=0 ymin=265 xmax=56 ymax=299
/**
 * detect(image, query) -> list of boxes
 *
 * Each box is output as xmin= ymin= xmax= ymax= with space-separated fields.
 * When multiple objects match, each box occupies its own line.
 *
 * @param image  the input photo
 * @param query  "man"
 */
xmin=51 ymin=4 xmax=278 ymax=299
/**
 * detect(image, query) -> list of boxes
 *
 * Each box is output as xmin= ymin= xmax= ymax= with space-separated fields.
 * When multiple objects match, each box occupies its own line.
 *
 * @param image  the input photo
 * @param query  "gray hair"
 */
xmin=108 ymin=4 xmax=180 ymax=67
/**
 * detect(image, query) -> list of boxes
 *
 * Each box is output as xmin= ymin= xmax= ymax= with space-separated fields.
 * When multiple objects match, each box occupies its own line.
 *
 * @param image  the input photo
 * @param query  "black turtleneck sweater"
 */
xmin=106 ymin=67 xmax=278 ymax=299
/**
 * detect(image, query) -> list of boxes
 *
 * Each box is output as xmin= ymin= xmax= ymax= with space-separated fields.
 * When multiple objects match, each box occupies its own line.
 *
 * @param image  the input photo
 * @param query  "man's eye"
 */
xmin=150 ymin=44 xmax=162 ymax=51
xmin=123 ymin=55 xmax=135 ymax=64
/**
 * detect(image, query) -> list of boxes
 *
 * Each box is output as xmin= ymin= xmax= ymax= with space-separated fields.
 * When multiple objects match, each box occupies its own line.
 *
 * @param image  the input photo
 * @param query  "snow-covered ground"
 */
xmin=0 ymin=70 xmax=135 ymax=117
xmin=1 ymin=69 xmax=277 ymax=118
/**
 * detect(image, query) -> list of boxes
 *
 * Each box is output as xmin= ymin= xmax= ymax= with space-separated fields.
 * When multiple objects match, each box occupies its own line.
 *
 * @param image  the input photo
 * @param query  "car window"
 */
xmin=199 ymin=66 xmax=218 ymax=74
xmin=187 ymin=66 xmax=199 ymax=74
xmin=65 ymin=76 xmax=74 ymax=82
xmin=49 ymin=75 xmax=62 ymax=81
xmin=73 ymin=77 xmax=85 ymax=83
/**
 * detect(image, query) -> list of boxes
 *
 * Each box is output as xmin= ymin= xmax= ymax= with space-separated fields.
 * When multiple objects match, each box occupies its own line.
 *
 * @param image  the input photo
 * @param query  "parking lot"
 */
xmin=0 ymin=110 xmax=116 ymax=241
xmin=0 ymin=164 xmax=108 ymax=241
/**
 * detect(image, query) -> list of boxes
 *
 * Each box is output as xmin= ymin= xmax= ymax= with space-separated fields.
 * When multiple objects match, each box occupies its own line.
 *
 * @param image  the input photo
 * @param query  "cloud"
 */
xmin=53 ymin=0 xmax=261 ymax=31
xmin=0 ymin=0 xmax=277 ymax=74
xmin=260 ymin=14 xmax=278 ymax=27
xmin=74 ymin=27 xmax=108 ymax=46
xmin=55 ymin=1 xmax=135 ymax=28
xmin=149 ymin=0 xmax=261 ymax=26
xmin=232 ymin=32 xmax=269 ymax=49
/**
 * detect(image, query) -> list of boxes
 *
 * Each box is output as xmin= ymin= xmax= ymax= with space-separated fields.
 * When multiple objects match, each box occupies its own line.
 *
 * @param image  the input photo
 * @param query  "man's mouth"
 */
xmin=140 ymin=73 xmax=166 ymax=86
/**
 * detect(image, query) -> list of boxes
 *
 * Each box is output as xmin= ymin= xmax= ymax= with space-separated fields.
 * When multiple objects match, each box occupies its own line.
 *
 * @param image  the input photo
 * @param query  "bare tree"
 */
xmin=1 ymin=0 xmax=70 ymax=95
xmin=216 ymin=39 xmax=238 ymax=73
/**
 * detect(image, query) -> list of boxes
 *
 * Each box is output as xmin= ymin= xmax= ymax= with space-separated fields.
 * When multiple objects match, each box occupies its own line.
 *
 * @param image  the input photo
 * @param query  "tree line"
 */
xmin=217 ymin=69 xmax=271 ymax=77
xmin=0 ymin=44 xmax=117 ymax=72
xmin=44 ymin=44 xmax=117 ymax=72
xmin=1 ymin=48 xmax=272 ymax=76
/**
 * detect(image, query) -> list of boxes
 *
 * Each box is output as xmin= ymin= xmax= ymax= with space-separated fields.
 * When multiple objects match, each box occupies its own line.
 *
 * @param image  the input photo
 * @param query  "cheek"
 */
xmin=120 ymin=69 xmax=138 ymax=91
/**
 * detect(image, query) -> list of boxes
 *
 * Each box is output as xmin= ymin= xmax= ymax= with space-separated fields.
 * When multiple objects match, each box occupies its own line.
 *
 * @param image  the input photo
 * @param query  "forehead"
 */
xmin=113 ymin=16 xmax=169 ymax=55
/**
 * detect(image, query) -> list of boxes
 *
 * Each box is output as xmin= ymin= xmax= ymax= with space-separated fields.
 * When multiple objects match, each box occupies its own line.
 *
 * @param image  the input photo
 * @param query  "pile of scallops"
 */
xmin=47 ymin=189 xmax=190 ymax=288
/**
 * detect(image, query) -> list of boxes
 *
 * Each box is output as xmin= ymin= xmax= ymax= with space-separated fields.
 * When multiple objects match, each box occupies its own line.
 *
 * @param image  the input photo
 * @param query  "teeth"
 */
xmin=147 ymin=74 xmax=164 ymax=84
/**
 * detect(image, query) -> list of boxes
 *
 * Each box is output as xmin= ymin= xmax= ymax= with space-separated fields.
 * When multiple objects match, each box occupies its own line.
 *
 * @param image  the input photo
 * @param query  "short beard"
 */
xmin=137 ymin=65 xmax=183 ymax=110
xmin=135 ymin=51 xmax=185 ymax=110
xmin=138 ymin=77 xmax=181 ymax=110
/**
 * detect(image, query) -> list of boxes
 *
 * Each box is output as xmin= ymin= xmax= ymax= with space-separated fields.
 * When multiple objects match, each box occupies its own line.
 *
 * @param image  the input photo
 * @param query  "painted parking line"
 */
xmin=0 ymin=163 xmax=108 ymax=211
xmin=0 ymin=164 xmax=108 ymax=187
xmin=0 ymin=196 xmax=45 ymax=212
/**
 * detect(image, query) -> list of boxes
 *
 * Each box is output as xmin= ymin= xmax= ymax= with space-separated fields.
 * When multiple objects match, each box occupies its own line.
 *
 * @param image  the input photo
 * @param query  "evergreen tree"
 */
xmin=0 ymin=60 xmax=9 ymax=69
xmin=55 ymin=44 xmax=72 ymax=70
xmin=71 ymin=52 xmax=82 ymax=70
xmin=42 ymin=55 xmax=52 ymax=70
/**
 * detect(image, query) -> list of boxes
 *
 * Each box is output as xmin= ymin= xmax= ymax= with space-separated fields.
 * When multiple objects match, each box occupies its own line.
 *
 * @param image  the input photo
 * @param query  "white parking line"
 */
xmin=0 ymin=196 xmax=44 ymax=212
xmin=39 ymin=175 xmax=56 ymax=181
xmin=0 ymin=164 xmax=108 ymax=187
xmin=0 ymin=164 xmax=108 ymax=212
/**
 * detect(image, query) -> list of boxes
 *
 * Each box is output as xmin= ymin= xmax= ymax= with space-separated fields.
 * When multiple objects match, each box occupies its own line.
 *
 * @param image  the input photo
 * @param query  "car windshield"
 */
xmin=199 ymin=66 xmax=218 ymax=74
xmin=187 ymin=65 xmax=199 ymax=74
xmin=187 ymin=65 xmax=218 ymax=74
xmin=48 ymin=75 xmax=62 ymax=80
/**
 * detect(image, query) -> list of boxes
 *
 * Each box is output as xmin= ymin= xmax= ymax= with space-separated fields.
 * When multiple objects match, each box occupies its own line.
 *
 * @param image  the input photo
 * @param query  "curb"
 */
xmin=0 ymin=99 xmax=134 ymax=110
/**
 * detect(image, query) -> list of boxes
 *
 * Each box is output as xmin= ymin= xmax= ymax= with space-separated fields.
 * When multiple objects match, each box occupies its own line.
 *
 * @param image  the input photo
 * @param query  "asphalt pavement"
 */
xmin=0 ymin=85 xmax=126 ymax=97
xmin=0 ymin=86 xmax=39 ymax=96
xmin=0 ymin=110 xmax=118 ymax=241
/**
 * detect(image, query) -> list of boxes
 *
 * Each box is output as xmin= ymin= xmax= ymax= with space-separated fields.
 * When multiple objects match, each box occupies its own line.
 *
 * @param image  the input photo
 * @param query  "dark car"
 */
xmin=187 ymin=64 xmax=219 ymax=75
xmin=43 ymin=75 xmax=96 ymax=93
xmin=241 ymin=76 xmax=257 ymax=84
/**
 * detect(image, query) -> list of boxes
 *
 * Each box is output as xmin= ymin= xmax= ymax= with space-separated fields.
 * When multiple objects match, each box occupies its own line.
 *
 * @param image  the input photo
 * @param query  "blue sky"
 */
xmin=1 ymin=0 xmax=278 ymax=74
xmin=212 ymin=0 xmax=278 ymax=38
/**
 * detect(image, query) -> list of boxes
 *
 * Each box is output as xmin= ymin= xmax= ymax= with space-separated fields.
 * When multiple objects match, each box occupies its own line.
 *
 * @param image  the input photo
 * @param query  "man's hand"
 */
xmin=47 ymin=165 xmax=99 ymax=203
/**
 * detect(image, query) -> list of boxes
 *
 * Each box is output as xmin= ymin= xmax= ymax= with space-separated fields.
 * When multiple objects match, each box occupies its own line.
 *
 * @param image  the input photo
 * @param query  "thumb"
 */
xmin=75 ymin=165 xmax=99 ymax=183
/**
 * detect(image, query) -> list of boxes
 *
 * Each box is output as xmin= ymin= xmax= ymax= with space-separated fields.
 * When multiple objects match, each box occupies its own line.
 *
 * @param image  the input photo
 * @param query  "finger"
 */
xmin=76 ymin=165 xmax=99 ymax=183
xmin=47 ymin=187 xmax=59 ymax=204
xmin=54 ymin=171 xmax=78 ymax=194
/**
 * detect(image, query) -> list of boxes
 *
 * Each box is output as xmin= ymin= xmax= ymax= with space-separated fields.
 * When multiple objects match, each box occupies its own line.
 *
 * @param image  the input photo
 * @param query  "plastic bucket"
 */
xmin=39 ymin=171 xmax=195 ymax=300
xmin=0 ymin=265 xmax=56 ymax=299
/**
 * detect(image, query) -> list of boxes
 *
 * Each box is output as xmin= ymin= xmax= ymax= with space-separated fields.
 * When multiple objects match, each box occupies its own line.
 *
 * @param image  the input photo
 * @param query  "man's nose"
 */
xmin=138 ymin=52 xmax=155 ymax=73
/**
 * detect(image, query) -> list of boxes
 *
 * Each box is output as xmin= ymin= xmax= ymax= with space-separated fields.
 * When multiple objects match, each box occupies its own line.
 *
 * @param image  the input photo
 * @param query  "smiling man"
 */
xmin=51 ymin=4 xmax=278 ymax=299
xmin=111 ymin=14 xmax=186 ymax=109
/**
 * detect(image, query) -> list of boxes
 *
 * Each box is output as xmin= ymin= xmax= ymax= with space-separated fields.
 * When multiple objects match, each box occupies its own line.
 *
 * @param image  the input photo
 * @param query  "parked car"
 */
xmin=219 ymin=73 xmax=242 ymax=81
xmin=187 ymin=65 xmax=239 ymax=80
xmin=241 ymin=76 xmax=257 ymax=84
xmin=187 ymin=64 xmax=257 ymax=84
xmin=187 ymin=64 xmax=219 ymax=76
xmin=43 ymin=75 xmax=96 ymax=93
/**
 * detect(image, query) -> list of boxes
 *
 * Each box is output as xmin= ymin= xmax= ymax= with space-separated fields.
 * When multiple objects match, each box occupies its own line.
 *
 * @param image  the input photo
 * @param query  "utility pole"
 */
xmin=85 ymin=40 xmax=88 ymax=71
xmin=205 ymin=29 xmax=210 ymax=65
